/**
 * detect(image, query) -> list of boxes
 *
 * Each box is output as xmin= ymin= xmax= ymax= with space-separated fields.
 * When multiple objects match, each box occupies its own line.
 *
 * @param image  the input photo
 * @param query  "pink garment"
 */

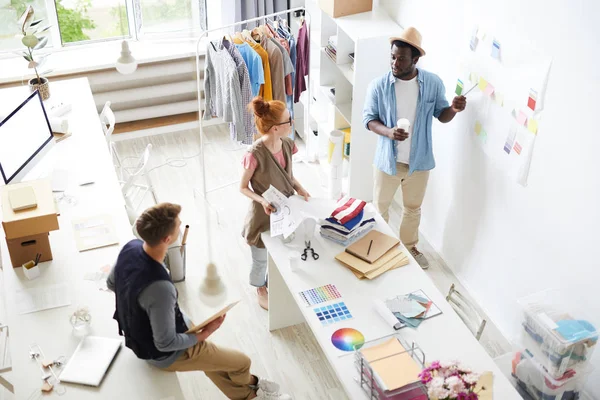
xmin=242 ymin=143 xmax=298 ymax=172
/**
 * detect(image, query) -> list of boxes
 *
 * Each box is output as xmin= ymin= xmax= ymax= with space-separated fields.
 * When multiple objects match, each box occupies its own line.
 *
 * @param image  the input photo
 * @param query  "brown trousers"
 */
xmin=163 ymin=341 xmax=254 ymax=400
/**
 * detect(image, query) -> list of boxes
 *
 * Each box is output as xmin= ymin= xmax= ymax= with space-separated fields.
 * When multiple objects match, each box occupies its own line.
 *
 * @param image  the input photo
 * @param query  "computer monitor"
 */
xmin=0 ymin=90 xmax=55 ymax=185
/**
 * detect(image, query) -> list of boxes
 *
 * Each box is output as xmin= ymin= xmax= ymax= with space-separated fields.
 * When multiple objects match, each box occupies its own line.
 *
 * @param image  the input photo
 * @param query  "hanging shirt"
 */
xmin=204 ymin=42 xmax=244 ymax=139
xmin=235 ymin=42 xmax=265 ymax=98
xmin=233 ymin=37 xmax=273 ymax=101
xmin=261 ymin=36 xmax=286 ymax=103
xmin=295 ymin=20 xmax=309 ymax=103
xmin=394 ymin=76 xmax=419 ymax=164
xmin=223 ymin=39 xmax=254 ymax=145
xmin=266 ymin=24 xmax=295 ymax=96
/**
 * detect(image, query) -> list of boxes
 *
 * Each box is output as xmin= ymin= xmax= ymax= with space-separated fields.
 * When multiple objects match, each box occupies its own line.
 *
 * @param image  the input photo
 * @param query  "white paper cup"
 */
xmin=397 ymin=118 xmax=410 ymax=131
xmin=289 ymin=251 xmax=301 ymax=272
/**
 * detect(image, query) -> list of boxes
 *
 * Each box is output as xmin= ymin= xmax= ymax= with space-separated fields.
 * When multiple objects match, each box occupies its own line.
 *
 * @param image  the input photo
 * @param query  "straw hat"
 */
xmin=389 ymin=27 xmax=426 ymax=57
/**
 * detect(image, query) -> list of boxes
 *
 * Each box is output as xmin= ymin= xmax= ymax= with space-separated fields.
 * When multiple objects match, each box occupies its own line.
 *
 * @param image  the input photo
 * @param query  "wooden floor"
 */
xmin=0 ymin=124 xmax=512 ymax=400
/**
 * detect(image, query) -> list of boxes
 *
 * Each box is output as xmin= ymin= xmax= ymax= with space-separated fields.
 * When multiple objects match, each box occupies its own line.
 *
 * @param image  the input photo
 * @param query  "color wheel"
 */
xmin=331 ymin=328 xmax=365 ymax=352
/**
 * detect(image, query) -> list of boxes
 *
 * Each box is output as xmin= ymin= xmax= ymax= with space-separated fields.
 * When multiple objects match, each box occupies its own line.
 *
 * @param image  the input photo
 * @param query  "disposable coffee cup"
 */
xmin=397 ymin=118 xmax=410 ymax=132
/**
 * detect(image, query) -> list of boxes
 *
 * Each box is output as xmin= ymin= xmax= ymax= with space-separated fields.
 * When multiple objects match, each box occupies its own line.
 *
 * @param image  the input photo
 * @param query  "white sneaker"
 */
xmin=256 ymin=388 xmax=292 ymax=400
xmin=255 ymin=378 xmax=291 ymax=400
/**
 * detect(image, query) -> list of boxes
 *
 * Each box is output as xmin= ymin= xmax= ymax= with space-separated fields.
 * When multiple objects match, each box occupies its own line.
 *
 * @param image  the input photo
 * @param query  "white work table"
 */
xmin=0 ymin=79 xmax=184 ymax=399
xmin=263 ymin=198 xmax=521 ymax=400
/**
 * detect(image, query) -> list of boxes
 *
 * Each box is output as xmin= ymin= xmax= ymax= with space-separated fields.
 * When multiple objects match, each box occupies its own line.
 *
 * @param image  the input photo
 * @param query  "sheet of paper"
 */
xmin=494 ymin=92 xmax=504 ymax=106
xmin=484 ymin=83 xmax=495 ymax=96
xmin=491 ymin=39 xmax=501 ymax=60
xmin=72 ymin=214 xmax=119 ymax=252
xmin=15 ymin=283 xmax=71 ymax=315
xmin=455 ymin=79 xmax=464 ymax=95
xmin=474 ymin=121 xmax=482 ymax=135
xmin=476 ymin=372 xmax=493 ymax=400
xmin=478 ymin=77 xmax=488 ymax=92
xmin=516 ymin=110 xmax=528 ymax=126
xmin=262 ymin=185 xmax=298 ymax=238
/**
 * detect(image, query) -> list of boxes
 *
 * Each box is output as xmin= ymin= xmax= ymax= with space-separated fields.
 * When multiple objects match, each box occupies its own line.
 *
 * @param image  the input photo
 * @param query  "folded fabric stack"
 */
xmin=325 ymin=35 xmax=337 ymax=62
xmin=511 ymin=350 xmax=589 ymax=400
xmin=319 ymin=197 xmax=375 ymax=246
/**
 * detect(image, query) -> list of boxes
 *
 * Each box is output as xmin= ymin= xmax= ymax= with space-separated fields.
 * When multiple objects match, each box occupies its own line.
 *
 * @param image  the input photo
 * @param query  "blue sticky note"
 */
xmin=491 ymin=40 xmax=501 ymax=60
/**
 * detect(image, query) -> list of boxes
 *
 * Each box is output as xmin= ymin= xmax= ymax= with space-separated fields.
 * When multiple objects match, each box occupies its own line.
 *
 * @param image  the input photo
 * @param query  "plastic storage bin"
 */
xmin=518 ymin=290 xmax=598 ymax=378
xmin=511 ymin=349 xmax=591 ymax=400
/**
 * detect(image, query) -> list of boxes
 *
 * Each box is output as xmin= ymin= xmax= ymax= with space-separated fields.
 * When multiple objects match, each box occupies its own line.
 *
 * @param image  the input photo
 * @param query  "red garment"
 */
xmin=331 ymin=197 xmax=367 ymax=225
xmin=294 ymin=20 xmax=309 ymax=103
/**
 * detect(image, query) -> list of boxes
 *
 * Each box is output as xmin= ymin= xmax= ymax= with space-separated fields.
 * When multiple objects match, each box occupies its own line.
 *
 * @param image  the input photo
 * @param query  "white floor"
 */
xmin=0 ymin=125 xmax=514 ymax=400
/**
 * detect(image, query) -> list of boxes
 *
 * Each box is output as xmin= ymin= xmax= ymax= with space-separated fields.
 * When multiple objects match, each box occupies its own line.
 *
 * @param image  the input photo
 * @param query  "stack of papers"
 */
xmin=335 ymin=230 xmax=408 ymax=280
xmin=384 ymin=290 xmax=442 ymax=329
xmin=359 ymin=337 xmax=423 ymax=393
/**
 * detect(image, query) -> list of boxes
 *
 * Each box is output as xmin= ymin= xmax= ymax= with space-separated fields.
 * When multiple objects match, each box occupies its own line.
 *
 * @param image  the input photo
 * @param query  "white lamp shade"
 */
xmin=116 ymin=40 xmax=137 ymax=75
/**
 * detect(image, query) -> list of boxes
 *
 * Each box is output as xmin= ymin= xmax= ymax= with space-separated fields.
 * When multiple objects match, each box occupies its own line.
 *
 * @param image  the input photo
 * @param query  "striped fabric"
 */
xmin=331 ymin=197 xmax=367 ymax=225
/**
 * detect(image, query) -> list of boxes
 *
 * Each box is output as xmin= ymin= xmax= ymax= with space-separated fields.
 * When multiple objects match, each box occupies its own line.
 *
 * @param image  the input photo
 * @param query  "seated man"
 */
xmin=107 ymin=202 xmax=290 ymax=400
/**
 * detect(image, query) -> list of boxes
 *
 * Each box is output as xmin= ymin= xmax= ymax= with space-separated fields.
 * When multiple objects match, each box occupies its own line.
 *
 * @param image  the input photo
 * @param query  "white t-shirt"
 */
xmin=394 ymin=76 xmax=419 ymax=164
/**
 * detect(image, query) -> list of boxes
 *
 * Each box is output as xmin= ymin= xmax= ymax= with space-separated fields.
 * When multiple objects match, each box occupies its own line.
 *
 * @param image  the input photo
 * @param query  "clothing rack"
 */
xmin=194 ymin=7 xmax=312 ymax=295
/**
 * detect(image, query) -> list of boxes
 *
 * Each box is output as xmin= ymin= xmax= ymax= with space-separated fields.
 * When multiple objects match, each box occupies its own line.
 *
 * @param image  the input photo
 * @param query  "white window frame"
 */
xmin=2 ymin=0 xmax=206 ymax=53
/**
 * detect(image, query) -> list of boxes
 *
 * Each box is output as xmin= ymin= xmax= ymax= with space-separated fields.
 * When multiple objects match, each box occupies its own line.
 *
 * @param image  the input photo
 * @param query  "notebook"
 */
xmin=345 ymin=230 xmax=399 ymax=263
xmin=336 ymin=247 xmax=402 ymax=275
xmin=8 ymin=186 xmax=37 ymax=211
xmin=59 ymin=336 xmax=121 ymax=386
xmin=360 ymin=337 xmax=421 ymax=391
xmin=185 ymin=300 xmax=240 ymax=334
xmin=348 ymin=253 xmax=408 ymax=280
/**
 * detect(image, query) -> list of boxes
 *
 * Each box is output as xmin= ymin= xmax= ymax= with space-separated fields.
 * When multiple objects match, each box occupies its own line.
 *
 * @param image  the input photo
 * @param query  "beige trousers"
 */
xmin=373 ymin=163 xmax=430 ymax=249
xmin=163 ymin=341 xmax=254 ymax=400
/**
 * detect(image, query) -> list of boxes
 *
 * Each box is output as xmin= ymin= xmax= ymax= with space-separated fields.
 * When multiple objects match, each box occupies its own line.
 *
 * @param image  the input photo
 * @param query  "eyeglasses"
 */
xmin=271 ymin=117 xmax=293 ymax=128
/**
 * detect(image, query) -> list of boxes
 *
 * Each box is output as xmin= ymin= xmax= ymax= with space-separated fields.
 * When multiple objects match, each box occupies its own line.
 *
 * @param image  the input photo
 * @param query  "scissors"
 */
xmin=301 ymin=240 xmax=319 ymax=261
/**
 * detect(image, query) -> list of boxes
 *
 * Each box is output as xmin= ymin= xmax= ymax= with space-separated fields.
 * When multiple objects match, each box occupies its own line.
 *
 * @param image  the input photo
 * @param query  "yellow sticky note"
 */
xmin=478 ymin=77 xmax=488 ymax=91
xmin=474 ymin=121 xmax=482 ymax=135
xmin=469 ymin=72 xmax=478 ymax=84
xmin=494 ymin=92 xmax=504 ymax=106
xmin=527 ymin=118 xmax=538 ymax=134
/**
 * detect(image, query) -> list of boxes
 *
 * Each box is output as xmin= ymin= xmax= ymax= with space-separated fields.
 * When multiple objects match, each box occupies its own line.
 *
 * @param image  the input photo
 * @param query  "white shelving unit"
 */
xmin=300 ymin=1 xmax=401 ymax=201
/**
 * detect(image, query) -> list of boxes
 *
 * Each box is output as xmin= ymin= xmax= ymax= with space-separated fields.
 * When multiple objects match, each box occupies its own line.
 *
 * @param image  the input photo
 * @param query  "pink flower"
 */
xmin=457 ymin=393 xmax=468 ymax=400
xmin=430 ymin=360 xmax=442 ymax=370
xmin=467 ymin=393 xmax=479 ymax=400
xmin=419 ymin=370 xmax=433 ymax=384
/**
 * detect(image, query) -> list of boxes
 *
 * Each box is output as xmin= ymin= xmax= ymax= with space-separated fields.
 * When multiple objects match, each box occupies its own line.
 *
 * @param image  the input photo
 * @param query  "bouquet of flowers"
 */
xmin=418 ymin=361 xmax=484 ymax=400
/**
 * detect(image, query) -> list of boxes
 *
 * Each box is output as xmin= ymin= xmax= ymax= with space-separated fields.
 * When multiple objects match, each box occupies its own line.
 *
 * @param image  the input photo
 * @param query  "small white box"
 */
xmin=22 ymin=263 xmax=40 ymax=280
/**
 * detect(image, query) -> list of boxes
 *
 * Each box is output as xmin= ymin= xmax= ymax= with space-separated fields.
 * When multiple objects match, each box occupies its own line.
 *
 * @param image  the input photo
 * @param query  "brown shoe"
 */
xmin=410 ymin=247 xmax=429 ymax=269
xmin=257 ymin=286 xmax=269 ymax=310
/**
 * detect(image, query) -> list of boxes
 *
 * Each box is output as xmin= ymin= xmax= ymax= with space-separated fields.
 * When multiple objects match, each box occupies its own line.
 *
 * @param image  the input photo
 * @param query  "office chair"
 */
xmin=446 ymin=283 xmax=487 ymax=341
xmin=100 ymin=101 xmax=124 ymax=180
xmin=121 ymin=143 xmax=158 ymax=215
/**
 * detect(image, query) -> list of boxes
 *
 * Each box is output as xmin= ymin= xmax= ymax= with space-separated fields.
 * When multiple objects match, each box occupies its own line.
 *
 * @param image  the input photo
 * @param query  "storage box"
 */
xmin=318 ymin=0 xmax=373 ymax=18
xmin=6 ymin=233 xmax=52 ymax=268
xmin=518 ymin=290 xmax=598 ymax=378
xmin=1 ymin=179 xmax=59 ymax=240
xmin=511 ymin=349 xmax=592 ymax=400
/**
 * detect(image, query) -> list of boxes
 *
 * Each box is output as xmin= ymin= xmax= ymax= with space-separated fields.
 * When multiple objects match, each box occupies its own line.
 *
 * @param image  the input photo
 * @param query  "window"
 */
xmin=0 ymin=0 xmax=206 ymax=51
xmin=0 ymin=0 xmax=53 ymax=51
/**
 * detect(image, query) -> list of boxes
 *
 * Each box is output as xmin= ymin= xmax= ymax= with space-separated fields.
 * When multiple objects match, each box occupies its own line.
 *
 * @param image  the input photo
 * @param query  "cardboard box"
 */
xmin=318 ymin=0 xmax=373 ymax=18
xmin=6 ymin=232 xmax=53 ymax=268
xmin=1 ymin=179 xmax=59 ymax=240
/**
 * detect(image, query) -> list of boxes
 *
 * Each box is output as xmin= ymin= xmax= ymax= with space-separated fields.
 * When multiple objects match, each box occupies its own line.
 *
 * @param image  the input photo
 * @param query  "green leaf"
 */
xmin=33 ymin=37 xmax=48 ymax=50
xmin=22 ymin=54 xmax=33 ymax=62
xmin=19 ymin=6 xmax=35 ymax=32
xmin=34 ymin=25 xmax=52 ymax=35
xmin=29 ymin=19 xmax=43 ymax=28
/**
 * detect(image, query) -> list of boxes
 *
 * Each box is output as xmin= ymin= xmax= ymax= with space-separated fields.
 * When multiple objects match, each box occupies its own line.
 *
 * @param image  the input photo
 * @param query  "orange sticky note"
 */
xmin=527 ymin=119 xmax=538 ymax=134
xmin=478 ymin=77 xmax=488 ymax=92
xmin=474 ymin=121 xmax=482 ymax=135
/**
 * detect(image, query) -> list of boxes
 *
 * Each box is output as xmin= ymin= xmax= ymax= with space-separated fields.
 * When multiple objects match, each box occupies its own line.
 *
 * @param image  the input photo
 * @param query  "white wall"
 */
xmin=381 ymin=0 xmax=600 ymax=395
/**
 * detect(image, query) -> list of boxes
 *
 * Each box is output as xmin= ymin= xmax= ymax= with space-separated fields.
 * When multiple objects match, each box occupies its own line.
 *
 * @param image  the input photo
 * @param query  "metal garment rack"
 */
xmin=194 ymin=7 xmax=312 ymax=292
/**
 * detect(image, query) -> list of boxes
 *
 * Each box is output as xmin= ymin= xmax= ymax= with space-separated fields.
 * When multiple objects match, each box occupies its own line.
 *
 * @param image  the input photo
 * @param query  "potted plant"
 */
xmin=18 ymin=5 xmax=53 ymax=100
xmin=419 ymin=361 xmax=485 ymax=400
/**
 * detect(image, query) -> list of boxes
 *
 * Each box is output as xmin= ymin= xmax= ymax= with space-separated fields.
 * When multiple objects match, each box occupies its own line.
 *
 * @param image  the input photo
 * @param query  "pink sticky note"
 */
xmin=517 ymin=111 xmax=528 ymax=126
xmin=484 ymin=83 xmax=495 ymax=96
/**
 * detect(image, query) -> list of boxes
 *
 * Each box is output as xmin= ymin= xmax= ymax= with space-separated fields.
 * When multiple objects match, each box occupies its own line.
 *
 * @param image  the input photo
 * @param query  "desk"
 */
xmin=0 ymin=79 xmax=184 ymax=399
xmin=263 ymin=199 xmax=521 ymax=400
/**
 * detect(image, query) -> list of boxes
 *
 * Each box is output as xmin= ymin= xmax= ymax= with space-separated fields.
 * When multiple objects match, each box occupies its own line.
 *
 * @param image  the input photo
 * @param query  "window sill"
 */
xmin=0 ymin=38 xmax=208 ymax=85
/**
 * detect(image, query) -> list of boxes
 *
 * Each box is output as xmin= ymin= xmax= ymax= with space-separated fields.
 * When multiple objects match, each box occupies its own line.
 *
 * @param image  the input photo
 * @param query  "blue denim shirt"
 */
xmin=363 ymin=69 xmax=449 ymax=175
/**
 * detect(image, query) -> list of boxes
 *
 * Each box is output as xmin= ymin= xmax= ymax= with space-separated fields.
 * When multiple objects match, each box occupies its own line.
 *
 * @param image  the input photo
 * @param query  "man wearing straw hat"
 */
xmin=363 ymin=27 xmax=466 ymax=269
